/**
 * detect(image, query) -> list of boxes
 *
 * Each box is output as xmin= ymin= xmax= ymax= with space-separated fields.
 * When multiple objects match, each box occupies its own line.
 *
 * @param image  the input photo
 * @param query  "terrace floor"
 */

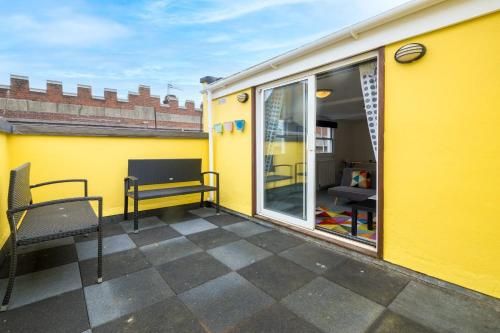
xmin=0 ymin=203 xmax=499 ymax=333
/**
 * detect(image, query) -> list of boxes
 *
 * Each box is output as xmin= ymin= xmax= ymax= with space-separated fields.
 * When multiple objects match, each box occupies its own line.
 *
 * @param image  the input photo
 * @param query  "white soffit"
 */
xmin=208 ymin=0 xmax=500 ymax=99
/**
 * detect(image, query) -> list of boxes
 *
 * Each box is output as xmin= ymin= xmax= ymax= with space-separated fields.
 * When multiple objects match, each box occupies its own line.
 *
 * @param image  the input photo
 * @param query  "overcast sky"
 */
xmin=0 ymin=0 xmax=408 ymax=104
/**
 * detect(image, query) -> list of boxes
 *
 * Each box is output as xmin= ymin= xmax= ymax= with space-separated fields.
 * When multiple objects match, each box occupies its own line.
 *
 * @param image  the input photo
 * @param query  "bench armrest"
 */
xmin=8 ymin=196 xmax=102 ymax=215
xmin=295 ymin=162 xmax=306 ymax=176
xmin=201 ymin=171 xmax=219 ymax=188
xmin=125 ymin=176 xmax=138 ymax=182
xmin=124 ymin=176 xmax=139 ymax=196
xmin=31 ymin=179 xmax=88 ymax=196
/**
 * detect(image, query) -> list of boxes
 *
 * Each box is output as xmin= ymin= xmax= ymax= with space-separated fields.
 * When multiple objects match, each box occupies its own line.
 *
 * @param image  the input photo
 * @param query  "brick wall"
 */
xmin=0 ymin=75 xmax=202 ymax=131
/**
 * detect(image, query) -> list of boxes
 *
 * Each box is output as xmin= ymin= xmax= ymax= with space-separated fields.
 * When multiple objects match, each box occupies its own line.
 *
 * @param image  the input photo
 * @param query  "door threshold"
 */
xmin=254 ymin=214 xmax=378 ymax=257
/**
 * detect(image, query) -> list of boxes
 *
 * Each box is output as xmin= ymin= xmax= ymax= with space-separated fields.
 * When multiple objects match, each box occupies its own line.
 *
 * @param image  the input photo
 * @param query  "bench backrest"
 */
xmin=8 ymin=163 xmax=32 ymax=225
xmin=128 ymin=159 xmax=202 ymax=185
xmin=340 ymin=167 xmax=377 ymax=189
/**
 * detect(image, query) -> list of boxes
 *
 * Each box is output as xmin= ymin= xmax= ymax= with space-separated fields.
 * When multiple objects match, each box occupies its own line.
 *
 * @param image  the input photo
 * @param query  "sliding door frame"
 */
xmin=255 ymin=75 xmax=316 ymax=230
xmin=252 ymin=49 xmax=384 ymax=257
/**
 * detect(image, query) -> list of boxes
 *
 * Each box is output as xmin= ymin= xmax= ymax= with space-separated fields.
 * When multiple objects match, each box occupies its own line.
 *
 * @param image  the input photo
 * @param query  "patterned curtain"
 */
xmin=359 ymin=62 xmax=378 ymax=160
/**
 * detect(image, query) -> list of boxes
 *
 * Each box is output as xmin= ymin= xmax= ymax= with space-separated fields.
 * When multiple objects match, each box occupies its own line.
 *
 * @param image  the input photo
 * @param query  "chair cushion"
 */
xmin=18 ymin=201 xmax=98 ymax=245
xmin=128 ymin=185 xmax=216 ymax=200
xmin=350 ymin=170 xmax=372 ymax=189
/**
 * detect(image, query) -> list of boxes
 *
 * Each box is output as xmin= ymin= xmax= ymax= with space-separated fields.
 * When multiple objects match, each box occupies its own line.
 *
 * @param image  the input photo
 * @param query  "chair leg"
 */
xmin=200 ymin=191 xmax=204 ymax=208
xmin=124 ymin=195 xmax=129 ymax=220
xmin=97 ymin=225 xmax=103 ymax=283
xmin=1 ymin=240 xmax=18 ymax=312
xmin=334 ymin=197 xmax=338 ymax=206
xmin=133 ymin=198 xmax=139 ymax=233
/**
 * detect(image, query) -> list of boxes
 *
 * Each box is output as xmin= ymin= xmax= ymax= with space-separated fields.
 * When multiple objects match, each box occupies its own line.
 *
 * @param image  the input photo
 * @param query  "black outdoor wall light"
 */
xmin=394 ymin=43 xmax=426 ymax=63
xmin=237 ymin=92 xmax=249 ymax=103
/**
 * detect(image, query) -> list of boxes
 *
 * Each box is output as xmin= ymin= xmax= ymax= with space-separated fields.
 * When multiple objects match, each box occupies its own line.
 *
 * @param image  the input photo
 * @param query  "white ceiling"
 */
xmin=316 ymin=65 xmax=365 ymax=121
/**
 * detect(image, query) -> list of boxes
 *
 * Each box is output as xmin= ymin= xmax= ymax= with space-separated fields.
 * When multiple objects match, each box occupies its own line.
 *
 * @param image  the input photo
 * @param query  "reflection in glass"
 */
xmin=263 ymin=80 xmax=307 ymax=220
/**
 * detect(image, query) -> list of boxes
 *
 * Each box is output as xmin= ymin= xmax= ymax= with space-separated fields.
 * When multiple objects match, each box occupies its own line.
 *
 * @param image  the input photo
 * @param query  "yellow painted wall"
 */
xmin=384 ymin=12 xmax=500 ymax=297
xmin=0 ymin=133 xmax=9 ymax=248
xmin=211 ymin=89 xmax=253 ymax=215
xmin=1 ymin=134 xmax=208 ymax=247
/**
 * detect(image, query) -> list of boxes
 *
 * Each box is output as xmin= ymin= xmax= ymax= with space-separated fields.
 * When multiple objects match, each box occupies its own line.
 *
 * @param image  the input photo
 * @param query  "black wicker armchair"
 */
xmin=1 ymin=163 xmax=103 ymax=311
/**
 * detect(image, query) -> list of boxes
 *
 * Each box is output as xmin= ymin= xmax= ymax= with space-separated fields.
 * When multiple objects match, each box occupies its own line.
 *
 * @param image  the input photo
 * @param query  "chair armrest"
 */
xmin=31 ymin=179 xmax=88 ymax=196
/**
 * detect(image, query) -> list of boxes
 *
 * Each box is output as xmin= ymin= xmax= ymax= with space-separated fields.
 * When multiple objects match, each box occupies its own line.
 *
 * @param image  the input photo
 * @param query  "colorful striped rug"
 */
xmin=315 ymin=206 xmax=376 ymax=242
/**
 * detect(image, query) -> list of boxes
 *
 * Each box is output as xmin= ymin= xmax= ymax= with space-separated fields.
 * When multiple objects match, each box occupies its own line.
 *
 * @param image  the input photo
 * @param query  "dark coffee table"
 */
xmin=350 ymin=199 xmax=376 ymax=236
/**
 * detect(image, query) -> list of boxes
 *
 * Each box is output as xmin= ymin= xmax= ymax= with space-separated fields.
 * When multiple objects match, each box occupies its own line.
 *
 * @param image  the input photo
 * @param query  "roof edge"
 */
xmin=204 ymin=0 xmax=446 ymax=92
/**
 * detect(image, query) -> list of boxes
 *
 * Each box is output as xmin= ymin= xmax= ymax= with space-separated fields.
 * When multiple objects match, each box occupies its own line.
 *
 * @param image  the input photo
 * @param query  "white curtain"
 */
xmin=359 ymin=62 xmax=378 ymax=160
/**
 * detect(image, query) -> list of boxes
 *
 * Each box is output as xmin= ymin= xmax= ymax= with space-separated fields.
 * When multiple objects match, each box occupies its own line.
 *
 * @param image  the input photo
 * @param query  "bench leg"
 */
xmin=216 ymin=189 xmax=220 ymax=215
xmin=200 ymin=191 xmax=204 ymax=208
xmin=97 ymin=225 xmax=103 ymax=283
xmin=133 ymin=197 xmax=139 ymax=233
xmin=1 ymin=239 xmax=17 ymax=311
xmin=124 ymin=195 xmax=129 ymax=220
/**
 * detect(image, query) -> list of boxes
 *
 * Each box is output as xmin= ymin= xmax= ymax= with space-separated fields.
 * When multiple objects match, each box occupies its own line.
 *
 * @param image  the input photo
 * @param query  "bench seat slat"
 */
xmin=17 ymin=201 xmax=98 ymax=245
xmin=265 ymin=175 xmax=293 ymax=183
xmin=128 ymin=185 xmax=216 ymax=200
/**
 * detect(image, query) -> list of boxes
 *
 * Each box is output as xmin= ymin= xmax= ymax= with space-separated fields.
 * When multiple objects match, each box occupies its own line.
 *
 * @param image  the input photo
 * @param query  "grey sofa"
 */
xmin=328 ymin=167 xmax=376 ymax=202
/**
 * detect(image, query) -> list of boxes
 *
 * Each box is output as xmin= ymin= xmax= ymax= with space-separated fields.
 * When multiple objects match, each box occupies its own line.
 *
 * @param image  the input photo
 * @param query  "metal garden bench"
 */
xmin=264 ymin=155 xmax=293 ymax=183
xmin=1 ymin=163 xmax=103 ymax=311
xmin=124 ymin=159 xmax=219 ymax=233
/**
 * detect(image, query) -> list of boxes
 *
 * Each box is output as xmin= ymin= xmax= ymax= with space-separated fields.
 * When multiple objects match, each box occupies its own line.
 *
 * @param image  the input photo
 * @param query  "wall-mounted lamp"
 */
xmin=237 ymin=93 xmax=249 ymax=103
xmin=395 ymin=43 xmax=426 ymax=63
xmin=316 ymin=89 xmax=332 ymax=99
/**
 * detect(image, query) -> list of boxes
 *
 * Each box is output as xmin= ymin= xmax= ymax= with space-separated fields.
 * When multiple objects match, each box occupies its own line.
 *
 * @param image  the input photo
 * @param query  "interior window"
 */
xmin=316 ymin=126 xmax=333 ymax=153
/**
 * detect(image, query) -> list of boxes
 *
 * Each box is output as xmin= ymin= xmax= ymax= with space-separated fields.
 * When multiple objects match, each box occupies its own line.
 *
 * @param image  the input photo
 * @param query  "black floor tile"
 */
xmin=187 ymin=228 xmax=241 ymax=250
xmin=238 ymin=256 xmax=316 ymax=300
xmin=368 ymin=310 xmax=437 ymax=333
xmin=0 ymin=244 xmax=77 ymax=278
xmin=179 ymin=272 xmax=274 ymax=333
xmin=140 ymin=237 xmax=202 ymax=266
xmin=0 ymin=289 xmax=89 ymax=333
xmin=79 ymin=248 xmax=151 ymax=286
xmin=85 ymin=268 xmax=173 ymax=327
xmin=204 ymin=214 xmax=246 ymax=227
xmin=157 ymin=252 xmax=231 ymax=294
xmin=93 ymin=296 xmax=205 ymax=333
xmin=323 ymin=259 xmax=410 ymax=306
xmin=156 ymin=205 xmax=200 ymax=224
xmin=74 ymin=223 xmax=126 ymax=242
xmin=228 ymin=303 xmax=322 ymax=333
xmin=246 ymin=230 xmax=304 ymax=253
xmin=129 ymin=225 xmax=181 ymax=247
xmin=280 ymin=243 xmax=348 ymax=274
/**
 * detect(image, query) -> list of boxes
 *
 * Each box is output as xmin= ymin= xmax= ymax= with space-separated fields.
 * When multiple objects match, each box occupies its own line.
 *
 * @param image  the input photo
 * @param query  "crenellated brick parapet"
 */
xmin=0 ymin=75 xmax=202 ymax=131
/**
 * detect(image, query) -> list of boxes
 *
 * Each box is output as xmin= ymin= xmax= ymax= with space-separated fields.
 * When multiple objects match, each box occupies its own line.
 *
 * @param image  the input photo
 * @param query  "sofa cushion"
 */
xmin=341 ymin=167 xmax=376 ymax=189
xmin=328 ymin=186 xmax=376 ymax=202
xmin=350 ymin=170 xmax=372 ymax=189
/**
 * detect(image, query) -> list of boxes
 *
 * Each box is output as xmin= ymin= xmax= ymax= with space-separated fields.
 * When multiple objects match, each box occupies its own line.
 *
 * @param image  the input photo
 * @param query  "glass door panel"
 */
xmin=259 ymin=78 xmax=314 ymax=228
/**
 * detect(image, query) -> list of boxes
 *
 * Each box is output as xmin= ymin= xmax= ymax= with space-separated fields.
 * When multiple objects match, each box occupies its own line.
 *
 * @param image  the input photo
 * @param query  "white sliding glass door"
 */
xmin=256 ymin=76 xmax=316 ymax=230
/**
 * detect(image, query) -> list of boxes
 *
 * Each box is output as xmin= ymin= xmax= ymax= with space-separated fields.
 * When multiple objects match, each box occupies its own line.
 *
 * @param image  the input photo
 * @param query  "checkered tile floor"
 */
xmin=0 ymin=204 xmax=499 ymax=333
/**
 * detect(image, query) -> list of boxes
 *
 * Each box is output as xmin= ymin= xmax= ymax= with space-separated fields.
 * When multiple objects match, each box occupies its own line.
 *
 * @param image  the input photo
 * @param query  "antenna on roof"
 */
xmin=164 ymin=82 xmax=183 ymax=104
xmin=166 ymin=82 xmax=182 ymax=96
